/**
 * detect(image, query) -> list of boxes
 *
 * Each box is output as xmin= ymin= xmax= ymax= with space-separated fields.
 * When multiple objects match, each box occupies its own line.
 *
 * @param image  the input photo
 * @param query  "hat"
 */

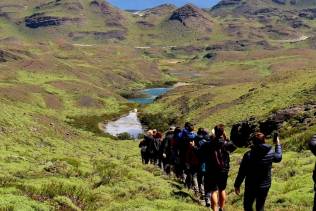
xmin=169 ymin=126 xmax=176 ymax=131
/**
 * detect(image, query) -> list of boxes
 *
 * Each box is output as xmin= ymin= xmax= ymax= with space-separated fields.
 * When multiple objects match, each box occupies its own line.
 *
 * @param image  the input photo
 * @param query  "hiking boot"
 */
xmin=205 ymin=197 xmax=211 ymax=208
xmin=219 ymin=208 xmax=224 ymax=211
xmin=205 ymin=202 xmax=211 ymax=208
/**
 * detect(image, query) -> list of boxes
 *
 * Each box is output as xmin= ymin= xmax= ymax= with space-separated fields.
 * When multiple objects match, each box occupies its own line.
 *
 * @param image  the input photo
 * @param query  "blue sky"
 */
xmin=107 ymin=0 xmax=219 ymax=10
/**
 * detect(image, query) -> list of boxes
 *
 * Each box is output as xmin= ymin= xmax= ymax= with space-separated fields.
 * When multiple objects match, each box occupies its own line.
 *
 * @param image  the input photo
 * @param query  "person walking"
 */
xmin=196 ymin=128 xmax=210 ymax=199
xmin=139 ymin=130 xmax=154 ymax=164
xmin=178 ymin=122 xmax=197 ymax=183
xmin=160 ymin=127 xmax=176 ymax=174
xmin=309 ymin=134 xmax=316 ymax=211
xmin=234 ymin=132 xmax=282 ymax=211
xmin=201 ymin=124 xmax=236 ymax=210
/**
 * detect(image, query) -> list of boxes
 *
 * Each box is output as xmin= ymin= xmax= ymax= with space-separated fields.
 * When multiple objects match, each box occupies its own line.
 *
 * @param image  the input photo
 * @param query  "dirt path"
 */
xmin=278 ymin=35 xmax=310 ymax=43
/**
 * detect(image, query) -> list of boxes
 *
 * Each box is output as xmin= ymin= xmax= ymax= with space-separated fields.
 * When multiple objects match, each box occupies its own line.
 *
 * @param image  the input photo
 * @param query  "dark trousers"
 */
xmin=244 ymin=187 xmax=269 ymax=211
xmin=141 ymin=152 xmax=149 ymax=164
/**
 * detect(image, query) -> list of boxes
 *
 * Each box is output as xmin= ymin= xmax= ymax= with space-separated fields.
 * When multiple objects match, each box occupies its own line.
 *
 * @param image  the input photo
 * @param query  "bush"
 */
xmin=117 ymin=132 xmax=134 ymax=140
xmin=139 ymin=113 xmax=177 ymax=132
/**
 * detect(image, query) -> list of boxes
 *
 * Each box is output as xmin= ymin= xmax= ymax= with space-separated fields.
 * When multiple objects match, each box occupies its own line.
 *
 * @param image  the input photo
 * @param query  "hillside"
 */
xmin=0 ymin=0 xmax=315 ymax=210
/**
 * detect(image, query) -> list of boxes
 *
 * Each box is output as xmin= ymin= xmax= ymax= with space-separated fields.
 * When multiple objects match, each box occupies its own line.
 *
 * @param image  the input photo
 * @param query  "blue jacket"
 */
xmin=234 ymin=143 xmax=282 ymax=189
xmin=178 ymin=128 xmax=196 ymax=141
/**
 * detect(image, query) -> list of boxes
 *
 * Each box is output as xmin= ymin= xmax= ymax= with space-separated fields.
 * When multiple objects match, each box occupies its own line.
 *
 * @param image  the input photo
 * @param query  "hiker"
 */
xmin=147 ymin=129 xmax=160 ymax=165
xmin=178 ymin=122 xmax=197 ymax=186
xmin=309 ymin=134 xmax=316 ymax=211
xmin=185 ymin=133 xmax=200 ymax=195
xmin=160 ymin=126 xmax=176 ymax=174
xmin=139 ymin=130 xmax=154 ymax=164
xmin=173 ymin=127 xmax=183 ymax=178
xmin=201 ymin=124 xmax=236 ymax=210
xmin=154 ymin=131 xmax=163 ymax=167
xmin=196 ymin=128 xmax=210 ymax=199
xmin=234 ymin=132 xmax=282 ymax=211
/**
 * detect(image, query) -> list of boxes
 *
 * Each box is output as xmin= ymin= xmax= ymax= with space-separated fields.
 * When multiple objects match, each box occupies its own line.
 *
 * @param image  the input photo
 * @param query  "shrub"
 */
xmin=116 ymin=132 xmax=134 ymax=140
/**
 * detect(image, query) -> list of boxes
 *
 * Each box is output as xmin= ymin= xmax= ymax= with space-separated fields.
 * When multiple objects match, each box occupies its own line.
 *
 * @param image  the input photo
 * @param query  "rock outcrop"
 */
xmin=231 ymin=103 xmax=316 ymax=147
xmin=25 ymin=13 xmax=80 ymax=28
xmin=0 ymin=50 xmax=21 ymax=62
xmin=69 ymin=30 xmax=126 ymax=41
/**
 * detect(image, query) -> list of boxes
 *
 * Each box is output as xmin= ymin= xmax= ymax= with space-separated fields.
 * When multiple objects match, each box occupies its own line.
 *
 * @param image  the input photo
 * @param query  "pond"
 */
xmin=127 ymin=87 xmax=171 ymax=104
xmin=104 ymin=87 xmax=170 ymax=138
xmin=104 ymin=84 xmax=188 ymax=139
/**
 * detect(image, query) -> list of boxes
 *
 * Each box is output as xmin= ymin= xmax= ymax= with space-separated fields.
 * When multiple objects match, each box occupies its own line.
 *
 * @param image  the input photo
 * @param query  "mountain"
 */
xmin=135 ymin=4 xmax=177 ymax=17
xmin=210 ymin=0 xmax=316 ymax=40
xmin=0 ymin=0 xmax=316 ymax=210
xmin=2 ymin=0 xmax=130 ymax=42
xmin=168 ymin=4 xmax=213 ymax=32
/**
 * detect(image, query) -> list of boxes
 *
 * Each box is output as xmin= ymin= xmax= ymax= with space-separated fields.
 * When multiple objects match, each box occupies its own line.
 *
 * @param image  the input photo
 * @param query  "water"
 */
xmin=128 ymin=87 xmax=170 ymax=104
xmin=104 ymin=86 xmax=177 ymax=138
xmin=105 ymin=110 xmax=143 ymax=138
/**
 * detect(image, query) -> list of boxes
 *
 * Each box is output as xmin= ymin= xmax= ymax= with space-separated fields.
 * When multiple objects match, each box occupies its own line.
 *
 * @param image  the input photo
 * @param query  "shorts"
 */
xmin=204 ymin=171 xmax=228 ymax=192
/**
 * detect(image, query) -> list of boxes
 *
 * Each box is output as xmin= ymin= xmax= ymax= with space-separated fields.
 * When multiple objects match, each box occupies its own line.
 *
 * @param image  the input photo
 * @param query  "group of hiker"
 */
xmin=139 ymin=122 xmax=283 ymax=211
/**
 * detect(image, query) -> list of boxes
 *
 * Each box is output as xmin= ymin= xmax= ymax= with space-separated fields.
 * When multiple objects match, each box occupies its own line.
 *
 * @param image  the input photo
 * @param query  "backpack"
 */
xmin=209 ymin=138 xmax=230 ymax=171
xmin=211 ymin=147 xmax=225 ymax=170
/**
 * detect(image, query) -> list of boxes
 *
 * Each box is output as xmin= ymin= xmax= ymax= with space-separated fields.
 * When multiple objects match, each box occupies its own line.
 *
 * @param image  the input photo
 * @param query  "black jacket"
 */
xmin=309 ymin=135 xmax=316 ymax=188
xmin=234 ymin=143 xmax=282 ymax=189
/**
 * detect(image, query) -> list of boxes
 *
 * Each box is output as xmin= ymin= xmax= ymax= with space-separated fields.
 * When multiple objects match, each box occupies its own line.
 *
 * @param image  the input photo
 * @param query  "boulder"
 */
xmin=230 ymin=119 xmax=258 ymax=147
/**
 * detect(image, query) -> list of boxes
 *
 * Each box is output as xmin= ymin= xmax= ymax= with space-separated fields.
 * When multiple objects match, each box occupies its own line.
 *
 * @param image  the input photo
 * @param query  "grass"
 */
xmin=0 ymin=0 xmax=315 ymax=210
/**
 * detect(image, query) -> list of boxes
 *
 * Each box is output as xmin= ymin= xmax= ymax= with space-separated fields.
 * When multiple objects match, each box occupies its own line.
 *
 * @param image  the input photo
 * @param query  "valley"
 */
xmin=0 ymin=0 xmax=315 ymax=210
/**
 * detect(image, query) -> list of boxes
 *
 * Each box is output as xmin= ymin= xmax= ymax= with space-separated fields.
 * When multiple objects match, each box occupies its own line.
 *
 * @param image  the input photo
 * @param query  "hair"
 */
xmin=155 ymin=132 xmax=163 ymax=139
xmin=253 ymin=132 xmax=266 ymax=144
xmin=185 ymin=122 xmax=194 ymax=132
xmin=174 ymin=127 xmax=181 ymax=136
xmin=197 ymin=128 xmax=205 ymax=136
xmin=214 ymin=124 xmax=225 ymax=139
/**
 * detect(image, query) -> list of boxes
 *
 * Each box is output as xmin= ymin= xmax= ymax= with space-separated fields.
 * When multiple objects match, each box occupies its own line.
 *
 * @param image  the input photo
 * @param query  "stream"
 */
xmin=104 ymin=86 xmax=173 ymax=138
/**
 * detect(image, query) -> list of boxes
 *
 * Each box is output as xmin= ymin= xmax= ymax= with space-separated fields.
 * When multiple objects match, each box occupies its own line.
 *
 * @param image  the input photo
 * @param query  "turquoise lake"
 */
xmin=128 ymin=87 xmax=170 ymax=104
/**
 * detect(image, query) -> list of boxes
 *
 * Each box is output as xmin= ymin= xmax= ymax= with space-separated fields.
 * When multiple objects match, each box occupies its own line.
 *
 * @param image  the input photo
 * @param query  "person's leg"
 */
xmin=243 ymin=187 xmax=256 ymax=211
xmin=204 ymin=174 xmax=216 ymax=208
xmin=192 ymin=169 xmax=199 ymax=195
xmin=144 ymin=153 xmax=149 ymax=164
xmin=218 ymin=172 xmax=228 ymax=210
xmin=255 ymin=188 xmax=269 ymax=211
xmin=211 ymin=191 xmax=219 ymax=211
xmin=198 ymin=171 xmax=205 ymax=199
xmin=218 ymin=190 xmax=226 ymax=210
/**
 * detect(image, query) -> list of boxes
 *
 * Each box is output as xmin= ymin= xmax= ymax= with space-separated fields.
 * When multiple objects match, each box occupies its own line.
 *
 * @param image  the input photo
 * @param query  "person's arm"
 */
xmin=139 ymin=140 xmax=144 ymax=148
xmin=273 ymin=136 xmax=282 ymax=163
xmin=313 ymin=163 xmax=316 ymax=185
xmin=234 ymin=152 xmax=249 ymax=194
xmin=225 ymin=141 xmax=237 ymax=153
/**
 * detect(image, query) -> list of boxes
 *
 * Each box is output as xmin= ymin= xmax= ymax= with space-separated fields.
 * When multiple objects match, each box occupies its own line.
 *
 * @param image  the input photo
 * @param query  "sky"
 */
xmin=107 ymin=0 xmax=219 ymax=10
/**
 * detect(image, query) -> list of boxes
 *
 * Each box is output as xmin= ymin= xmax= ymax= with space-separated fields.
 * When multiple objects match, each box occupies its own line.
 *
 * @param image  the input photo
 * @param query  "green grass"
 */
xmin=0 ymin=1 xmax=316 ymax=210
